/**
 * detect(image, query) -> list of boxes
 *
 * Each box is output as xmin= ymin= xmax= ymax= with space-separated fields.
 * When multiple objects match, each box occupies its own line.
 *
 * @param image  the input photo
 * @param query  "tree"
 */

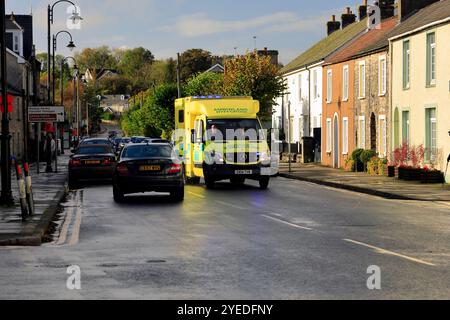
xmin=184 ymin=72 xmax=224 ymax=97
xmin=118 ymin=47 xmax=154 ymax=78
xmin=74 ymin=46 xmax=117 ymax=73
xmin=97 ymin=75 xmax=132 ymax=95
xmin=223 ymin=52 xmax=287 ymax=121
xmin=180 ymin=49 xmax=213 ymax=82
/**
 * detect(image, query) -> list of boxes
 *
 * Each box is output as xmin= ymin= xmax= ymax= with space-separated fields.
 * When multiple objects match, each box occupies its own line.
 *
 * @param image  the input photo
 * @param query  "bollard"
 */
xmin=14 ymin=161 xmax=29 ymax=221
xmin=23 ymin=162 xmax=35 ymax=216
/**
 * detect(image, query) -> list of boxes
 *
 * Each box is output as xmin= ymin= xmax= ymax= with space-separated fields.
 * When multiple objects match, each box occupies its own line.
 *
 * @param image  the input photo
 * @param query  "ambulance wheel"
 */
xmin=259 ymin=177 xmax=270 ymax=190
xmin=185 ymin=176 xmax=200 ymax=185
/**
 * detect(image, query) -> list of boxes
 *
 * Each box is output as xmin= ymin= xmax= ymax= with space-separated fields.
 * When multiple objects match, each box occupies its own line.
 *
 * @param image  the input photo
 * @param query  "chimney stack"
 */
xmin=327 ymin=15 xmax=341 ymax=35
xmin=398 ymin=0 xmax=440 ymax=21
xmin=341 ymin=7 xmax=357 ymax=29
xmin=375 ymin=0 xmax=396 ymax=19
xmin=359 ymin=0 xmax=368 ymax=21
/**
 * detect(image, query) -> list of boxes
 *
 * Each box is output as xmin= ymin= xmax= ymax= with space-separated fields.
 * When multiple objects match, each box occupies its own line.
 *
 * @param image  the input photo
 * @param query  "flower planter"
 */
xmin=420 ymin=171 xmax=444 ymax=184
xmin=398 ymin=167 xmax=423 ymax=181
xmin=385 ymin=166 xmax=397 ymax=177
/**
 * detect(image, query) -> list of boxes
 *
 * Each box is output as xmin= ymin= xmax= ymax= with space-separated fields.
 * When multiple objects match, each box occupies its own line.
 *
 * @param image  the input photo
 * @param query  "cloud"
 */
xmin=160 ymin=11 xmax=331 ymax=38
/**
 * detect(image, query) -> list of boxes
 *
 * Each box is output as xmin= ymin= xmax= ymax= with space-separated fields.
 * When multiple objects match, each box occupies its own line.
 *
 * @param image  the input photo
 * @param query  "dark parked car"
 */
xmin=117 ymin=137 xmax=131 ymax=153
xmin=130 ymin=136 xmax=146 ymax=144
xmin=113 ymin=143 xmax=184 ymax=202
xmin=69 ymin=145 xmax=116 ymax=188
xmin=79 ymin=138 xmax=113 ymax=147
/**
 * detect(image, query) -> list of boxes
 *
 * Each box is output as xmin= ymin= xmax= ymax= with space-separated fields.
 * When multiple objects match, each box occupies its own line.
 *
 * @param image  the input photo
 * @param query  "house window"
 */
xmin=326 ymin=118 xmax=332 ymax=153
xmin=313 ymin=70 xmax=318 ymax=99
xmin=402 ymin=110 xmax=410 ymax=145
xmin=358 ymin=61 xmax=366 ymax=98
xmin=425 ymin=108 xmax=437 ymax=162
xmin=426 ymin=32 xmax=436 ymax=86
xmin=379 ymin=56 xmax=387 ymax=95
xmin=13 ymin=35 xmax=19 ymax=53
xmin=403 ymin=40 xmax=410 ymax=89
xmin=326 ymin=70 xmax=332 ymax=103
xmin=343 ymin=65 xmax=349 ymax=101
xmin=379 ymin=115 xmax=387 ymax=157
xmin=342 ymin=117 xmax=349 ymax=155
xmin=359 ymin=116 xmax=366 ymax=149
xmin=298 ymin=74 xmax=302 ymax=100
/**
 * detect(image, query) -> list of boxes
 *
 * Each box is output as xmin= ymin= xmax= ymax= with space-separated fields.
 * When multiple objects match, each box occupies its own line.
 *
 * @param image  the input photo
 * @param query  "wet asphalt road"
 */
xmin=0 ymin=175 xmax=450 ymax=299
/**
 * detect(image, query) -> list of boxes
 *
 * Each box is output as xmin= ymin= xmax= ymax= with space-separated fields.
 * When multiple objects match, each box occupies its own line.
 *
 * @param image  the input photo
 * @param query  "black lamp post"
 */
xmin=0 ymin=0 xmax=14 ymax=205
xmin=60 ymin=57 xmax=78 ymax=151
xmin=47 ymin=0 xmax=82 ymax=104
xmin=52 ymin=30 xmax=76 ymax=104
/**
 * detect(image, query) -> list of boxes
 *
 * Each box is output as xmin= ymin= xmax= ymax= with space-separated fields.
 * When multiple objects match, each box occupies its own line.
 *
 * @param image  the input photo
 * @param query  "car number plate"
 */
xmin=85 ymin=160 xmax=100 ymax=165
xmin=235 ymin=170 xmax=253 ymax=175
xmin=140 ymin=165 xmax=161 ymax=171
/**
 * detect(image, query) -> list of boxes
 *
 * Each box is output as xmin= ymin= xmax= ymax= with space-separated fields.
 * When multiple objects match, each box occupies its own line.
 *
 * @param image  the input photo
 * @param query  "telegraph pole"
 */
xmin=176 ymin=53 xmax=181 ymax=98
xmin=0 ymin=0 xmax=14 ymax=205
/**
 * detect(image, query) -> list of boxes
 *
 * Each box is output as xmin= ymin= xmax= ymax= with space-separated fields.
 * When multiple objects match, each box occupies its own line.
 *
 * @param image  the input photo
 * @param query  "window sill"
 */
xmin=403 ymin=86 xmax=410 ymax=91
xmin=378 ymin=93 xmax=386 ymax=97
xmin=358 ymin=96 xmax=366 ymax=100
xmin=426 ymin=83 xmax=436 ymax=88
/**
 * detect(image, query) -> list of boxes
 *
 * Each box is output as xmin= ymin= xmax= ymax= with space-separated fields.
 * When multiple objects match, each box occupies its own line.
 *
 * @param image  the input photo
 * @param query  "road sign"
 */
xmin=28 ymin=106 xmax=65 ymax=123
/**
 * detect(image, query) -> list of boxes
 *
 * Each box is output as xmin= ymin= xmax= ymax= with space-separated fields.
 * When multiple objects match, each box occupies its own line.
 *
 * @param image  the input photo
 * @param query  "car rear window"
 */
xmin=82 ymin=140 xmax=110 ymax=145
xmin=77 ymin=146 xmax=111 ymax=155
xmin=122 ymin=145 xmax=173 ymax=158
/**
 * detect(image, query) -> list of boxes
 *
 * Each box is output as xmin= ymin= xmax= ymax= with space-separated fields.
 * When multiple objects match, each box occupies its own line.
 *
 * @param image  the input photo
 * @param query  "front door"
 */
xmin=333 ymin=115 xmax=339 ymax=168
xmin=193 ymin=115 xmax=206 ymax=177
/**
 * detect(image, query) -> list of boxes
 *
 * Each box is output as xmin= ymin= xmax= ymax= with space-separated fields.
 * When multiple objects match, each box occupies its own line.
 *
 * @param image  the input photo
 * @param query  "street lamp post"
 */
xmin=52 ymin=30 xmax=75 ymax=105
xmin=0 ymin=0 xmax=14 ymax=205
xmin=47 ymin=0 xmax=82 ymax=104
xmin=60 ymin=57 xmax=77 ymax=153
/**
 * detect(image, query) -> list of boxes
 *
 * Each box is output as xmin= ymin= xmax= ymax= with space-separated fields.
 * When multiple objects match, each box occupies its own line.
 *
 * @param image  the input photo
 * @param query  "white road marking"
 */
xmin=343 ymin=238 xmax=436 ymax=267
xmin=215 ymin=200 xmax=247 ymax=210
xmin=187 ymin=191 xmax=206 ymax=199
xmin=262 ymin=214 xmax=313 ymax=231
xmin=68 ymin=204 xmax=82 ymax=246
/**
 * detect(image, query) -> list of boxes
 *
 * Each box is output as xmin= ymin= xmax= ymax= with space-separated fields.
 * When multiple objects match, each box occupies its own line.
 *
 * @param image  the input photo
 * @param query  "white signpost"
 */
xmin=28 ymin=106 xmax=65 ymax=123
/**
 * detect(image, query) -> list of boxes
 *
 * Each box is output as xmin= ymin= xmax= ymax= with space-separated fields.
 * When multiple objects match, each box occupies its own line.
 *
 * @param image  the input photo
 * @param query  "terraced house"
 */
xmin=321 ymin=2 xmax=397 ymax=168
xmin=273 ymin=5 xmax=368 ymax=162
xmin=389 ymin=0 xmax=450 ymax=183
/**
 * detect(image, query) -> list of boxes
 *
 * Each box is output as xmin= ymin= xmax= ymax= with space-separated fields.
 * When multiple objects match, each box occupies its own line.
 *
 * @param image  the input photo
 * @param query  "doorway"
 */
xmin=370 ymin=113 xmax=376 ymax=152
xmin=333 ymin=114 xmax=339 ymax=168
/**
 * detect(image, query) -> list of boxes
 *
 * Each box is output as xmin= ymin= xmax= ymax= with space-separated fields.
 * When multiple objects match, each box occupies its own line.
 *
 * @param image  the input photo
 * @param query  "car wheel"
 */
xmin=68 ymin=175 xmax=78 ymax=190
xmin=170 ymin=187 xmax=185 ymax=202
xmin=113 ymin=184 xmax=125 ymax=202
xmin=230 ymin=177 xmax=245 ymax=186
xmin=185 ymin=176 xmax=200 ymax=185
xmin=259 ymin=177 xmax=270 ymax=190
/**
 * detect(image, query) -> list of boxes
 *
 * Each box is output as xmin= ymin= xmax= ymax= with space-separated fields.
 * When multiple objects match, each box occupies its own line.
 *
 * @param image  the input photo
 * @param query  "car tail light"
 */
xmin=69 ymin=159 xmax=82 ymax=167
xmin=167 ymin=164 xmax=182 ymax=174
xmin=102 ymin=159 xmax=111 ymax=166
xmin=116 ymin=163 xmax=129 ymax=176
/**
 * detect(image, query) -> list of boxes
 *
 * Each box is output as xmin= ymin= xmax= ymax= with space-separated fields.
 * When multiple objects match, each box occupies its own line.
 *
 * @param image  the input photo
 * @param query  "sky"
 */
xmin=6 ymin=0 xmax=364 ymax=64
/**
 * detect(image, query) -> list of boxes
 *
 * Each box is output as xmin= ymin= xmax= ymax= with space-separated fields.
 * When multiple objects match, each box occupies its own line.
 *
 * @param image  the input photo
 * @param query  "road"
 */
xmin=0 ymin=126 xmax=449 ymax=299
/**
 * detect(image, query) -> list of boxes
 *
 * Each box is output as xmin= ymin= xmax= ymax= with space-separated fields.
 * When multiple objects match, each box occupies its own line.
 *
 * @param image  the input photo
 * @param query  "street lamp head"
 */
xmin=69 ymin=11 xmax=83 ymax=24
xmin=67 ymin=41 xmax=76 ymax=52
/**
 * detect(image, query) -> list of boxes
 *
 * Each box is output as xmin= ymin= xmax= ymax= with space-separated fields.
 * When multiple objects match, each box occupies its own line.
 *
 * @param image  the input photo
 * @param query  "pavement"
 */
xmin=0 ymin=176 xmax=449 ymax=299
xmin=278 ymin=162 xmax=450 ymax=202
xmin=0 ymin=154 xmax=70 ymax=246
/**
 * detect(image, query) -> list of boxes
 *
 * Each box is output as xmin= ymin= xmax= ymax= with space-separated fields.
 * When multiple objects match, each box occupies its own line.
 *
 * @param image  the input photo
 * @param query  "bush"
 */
xmin=360 ymin=150 xmax=377 ymax=166
xmin=351 ymin=148 xmax=364 ymax=172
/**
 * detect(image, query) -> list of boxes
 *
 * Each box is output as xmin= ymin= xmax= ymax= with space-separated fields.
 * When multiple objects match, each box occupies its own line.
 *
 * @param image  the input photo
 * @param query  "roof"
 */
xmin=205 ymin=63 xmax=224 ymax=73
xmin=280 ymin=18 xmax=368 ymax=74
xmin=5 ymin=18 xmax=22 ymax=31
xmin=326 ymin=17 xmax=398 ymax=64
xmin=389 ymin=0 xmax=450 ymax=40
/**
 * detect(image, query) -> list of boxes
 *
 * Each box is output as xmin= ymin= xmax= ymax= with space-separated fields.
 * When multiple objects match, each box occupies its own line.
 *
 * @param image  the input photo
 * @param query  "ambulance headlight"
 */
xmin=259 ymin=152 xmax=271 ymax=164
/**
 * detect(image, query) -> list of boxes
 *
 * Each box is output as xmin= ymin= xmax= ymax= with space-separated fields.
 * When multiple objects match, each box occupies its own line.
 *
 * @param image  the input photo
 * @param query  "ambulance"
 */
xmin=174 ymin=96 xmax=271 ymax=189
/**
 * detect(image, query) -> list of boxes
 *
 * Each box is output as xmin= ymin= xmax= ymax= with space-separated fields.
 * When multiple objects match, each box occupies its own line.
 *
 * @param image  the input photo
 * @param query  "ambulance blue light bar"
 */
xmin=192 ymin=95 xmax=223 ymax=99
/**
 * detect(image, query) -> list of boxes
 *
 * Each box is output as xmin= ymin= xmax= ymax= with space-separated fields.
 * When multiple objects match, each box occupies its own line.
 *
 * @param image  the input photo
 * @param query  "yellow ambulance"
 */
xmin=174 ymin=96 xmax=271 ymax=189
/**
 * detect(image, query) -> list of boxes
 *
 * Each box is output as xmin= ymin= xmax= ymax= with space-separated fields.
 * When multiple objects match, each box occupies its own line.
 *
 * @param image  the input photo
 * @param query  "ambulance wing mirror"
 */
xmin=191 ymin=129 xmax=196 ymax=144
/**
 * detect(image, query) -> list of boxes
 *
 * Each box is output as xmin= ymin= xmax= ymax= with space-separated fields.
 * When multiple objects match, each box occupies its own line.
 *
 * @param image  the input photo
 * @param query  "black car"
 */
xmin=130 ymin=136 xmax=146 ymax=144
xmin=79 ymin=138 xmax=113 ymax=147
xmin=69 ymin=144 xmax=116 ymax=188
xmin=113 ymin=143 xmax=184 ymax=202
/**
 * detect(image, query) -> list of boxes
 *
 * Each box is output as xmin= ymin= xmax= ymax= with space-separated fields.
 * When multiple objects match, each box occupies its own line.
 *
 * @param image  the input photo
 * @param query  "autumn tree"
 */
xmin=224 ymin=52 xmax=287 ymax=121
xmin=180 ymin=49 xmax=213 ymax=82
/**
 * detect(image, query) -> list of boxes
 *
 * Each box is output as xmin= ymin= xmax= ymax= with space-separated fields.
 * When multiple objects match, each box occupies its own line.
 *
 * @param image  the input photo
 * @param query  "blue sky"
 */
xmin=6 ymin=0 xmax=363 ymax=64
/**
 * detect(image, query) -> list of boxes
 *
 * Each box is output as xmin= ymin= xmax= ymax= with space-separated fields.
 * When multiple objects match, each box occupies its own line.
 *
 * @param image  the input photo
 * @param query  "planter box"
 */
xmin=398 ymin=167 xmax=423 ymax=181
xmin=420 ymin=171 xmax=444 ymax=184
xmin=385 ymin=166 xmax=397 ymax=177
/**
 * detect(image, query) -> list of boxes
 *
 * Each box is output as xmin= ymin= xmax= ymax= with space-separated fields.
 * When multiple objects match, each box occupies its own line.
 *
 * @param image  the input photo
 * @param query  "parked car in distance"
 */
xmin=130 ymin=136 xmax=146 ymax=144
xmin=69 ymin=144 xmax=116 ymax=188
xmin=79 ymin=138 xmax=113 ymax=147
xmin=145 ymin=138 xmax=171 ymax=144
xmin=112 ymin=143 xmax=184 ymax=202
xmin=118 ymin=137 xmax=131 ymax=153
xmin=112 ymin=137 xmax=123 ymax=152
